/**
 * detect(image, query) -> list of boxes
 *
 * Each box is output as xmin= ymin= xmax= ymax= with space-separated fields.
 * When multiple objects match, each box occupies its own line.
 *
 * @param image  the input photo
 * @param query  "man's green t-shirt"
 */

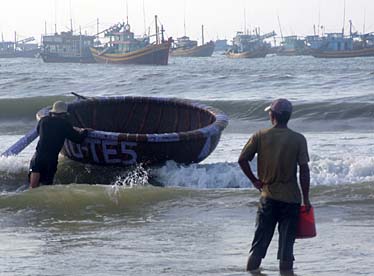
xmin=241 ymin=127 xmax=309 ymax=204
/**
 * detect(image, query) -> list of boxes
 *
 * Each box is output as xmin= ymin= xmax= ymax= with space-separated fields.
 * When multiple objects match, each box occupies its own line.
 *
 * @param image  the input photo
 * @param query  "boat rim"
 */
xmin=36 ymin=96 xmax=229 ymax=143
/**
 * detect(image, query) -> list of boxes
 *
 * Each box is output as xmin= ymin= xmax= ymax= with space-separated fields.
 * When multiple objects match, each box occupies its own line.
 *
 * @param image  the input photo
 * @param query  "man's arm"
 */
xmin=238 ymin=156 xmax=263 ymax=190
xmin=238 ymin=133 xmax=263 ymax=191
xmin=66 ymin=124 xmax=88 ymax=144
xmin=299 ymin=163 xmax=311 ymax=211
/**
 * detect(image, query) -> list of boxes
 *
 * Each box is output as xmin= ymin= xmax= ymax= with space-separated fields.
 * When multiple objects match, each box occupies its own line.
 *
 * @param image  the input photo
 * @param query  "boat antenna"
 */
xmin=54 ymin=0 xmax=58 ymax=34
xmin=97 ymin=18 xmax=100 ymax=36
xmin=201 ymin=25 xmax=205 ymax=45
xmin=183 ymin=0 xmax=187 ymax=36
xmin=363 ymin=9 xmax=366 ymax=34
xmin=342 ymin=0 xmax=346 ymax=36
xmin=69 ymin=0 xmax=73 ymax=32
xmin=318 ymin=1 xmax=321 ymax=36
xmin=244 ymin=7 xmax=247 ymax=34
xmin=143 ymin=0 xmax=147 ymax=35
xmin=126 ymin=0 xmax=129 ymax=24
xmin=277 ymin=14 xmax=284 ymax=42
xmin=155 ymin=15 xmax=159 ymax=44
xmin=45 ymin=21 xmax=47 ymax=35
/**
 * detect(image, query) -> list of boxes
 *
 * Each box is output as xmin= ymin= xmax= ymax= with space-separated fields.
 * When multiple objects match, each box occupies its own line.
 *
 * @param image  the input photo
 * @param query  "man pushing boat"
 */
xmin=29 ymin=101 xmax=89 ymax=189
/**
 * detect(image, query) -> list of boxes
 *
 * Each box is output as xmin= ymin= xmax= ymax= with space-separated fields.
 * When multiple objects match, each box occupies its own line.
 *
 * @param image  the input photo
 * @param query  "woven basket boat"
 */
xmin=37 ymin=96 xmax=228 ymax=166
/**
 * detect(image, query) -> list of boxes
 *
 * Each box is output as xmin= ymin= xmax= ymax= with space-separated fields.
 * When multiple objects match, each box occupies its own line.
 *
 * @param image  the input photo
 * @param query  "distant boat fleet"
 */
xmin=2 ymin=17 xmax=374 ymax=64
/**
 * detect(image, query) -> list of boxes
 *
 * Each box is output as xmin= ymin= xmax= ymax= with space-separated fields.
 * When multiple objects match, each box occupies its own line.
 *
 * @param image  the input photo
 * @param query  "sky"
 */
xmin=1 ymin=0 xmax=373 ymax=43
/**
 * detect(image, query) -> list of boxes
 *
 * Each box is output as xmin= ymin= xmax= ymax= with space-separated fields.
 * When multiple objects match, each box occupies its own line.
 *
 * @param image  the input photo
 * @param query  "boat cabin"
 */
xmin=0 ymin=41 xmax=15 ymax=54
xmin=42 ymin=31 xmax=95 ymax=57
xmin=106 ymin=24 xmax=150 ymax=53
xmin=174 ymin=36 xmax=198 ymax=49
xmin=282 ymin=36 xmax=306 ymax=50
xmin=231 ymin=32 xmax=265 ymax=53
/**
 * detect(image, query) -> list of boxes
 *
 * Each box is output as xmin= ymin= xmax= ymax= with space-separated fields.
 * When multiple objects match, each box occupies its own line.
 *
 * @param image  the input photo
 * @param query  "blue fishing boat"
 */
xmin=226 ymin=31 xmax=275 ymax=59
xmin=277 ymin=36 xmax=307 ymax=56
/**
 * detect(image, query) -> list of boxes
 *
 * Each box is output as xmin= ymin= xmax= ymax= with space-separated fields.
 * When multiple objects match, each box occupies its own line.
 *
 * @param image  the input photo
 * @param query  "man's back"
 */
xmin=241 ymin=127 xmax=309 ymax=203
xmin=36 ymin=116 xmax=85 ymax=161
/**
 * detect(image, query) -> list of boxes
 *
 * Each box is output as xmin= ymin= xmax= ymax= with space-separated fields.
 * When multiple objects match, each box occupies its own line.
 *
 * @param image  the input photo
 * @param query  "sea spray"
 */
xmin=107 ymin=164 xmax=150 ymax=204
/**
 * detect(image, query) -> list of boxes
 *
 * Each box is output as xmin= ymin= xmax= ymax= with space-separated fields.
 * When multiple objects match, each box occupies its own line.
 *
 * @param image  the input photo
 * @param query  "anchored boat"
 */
xmin=310 ymin=32 xmax=374 ymax=58
xmin=226 ymin=30 xmax=275 ymax=59
xmin=90 ymin=16 xmax=171 ymax=65
xmin=41 ymin=31 xmax=96 ymax=63
xmin=0 ymin=34 xmax=39 ymax=58
xmin=36 ymin=96 xmax=228 ymax=166
xmin=170 ymin=25 xmax=215 ymax=57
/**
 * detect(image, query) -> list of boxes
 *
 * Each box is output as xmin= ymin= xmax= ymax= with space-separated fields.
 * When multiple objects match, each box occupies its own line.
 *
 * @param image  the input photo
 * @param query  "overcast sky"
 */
xmin=1 ymin=0 xmax=373 ymax=43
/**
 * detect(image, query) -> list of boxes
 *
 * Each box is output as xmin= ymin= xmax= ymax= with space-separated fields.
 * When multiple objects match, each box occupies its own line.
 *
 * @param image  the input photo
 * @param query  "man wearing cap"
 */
xmin=238 ymin=99 xmax=311 ymax=272
xmin=29 ymin=101 xmax=89 ymax=189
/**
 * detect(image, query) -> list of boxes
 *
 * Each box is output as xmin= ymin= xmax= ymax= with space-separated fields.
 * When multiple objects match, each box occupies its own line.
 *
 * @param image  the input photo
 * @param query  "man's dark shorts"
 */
xmin=250 ymin=197 xmax=300 ymax=261
xmin=29 ymin=154 xmax=57 ymax=185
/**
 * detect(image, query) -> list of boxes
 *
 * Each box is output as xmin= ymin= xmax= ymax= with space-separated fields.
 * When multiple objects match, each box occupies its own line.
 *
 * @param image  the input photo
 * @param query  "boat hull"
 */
xmin=40 ymin=52 xmax=95 ymax=63
xmin=312 ymin=47 xmax=374 ymax=58
xmin=226 ymin=48 xmax=268 ymax=59
xmin=0 ymin=49 xmax=39 ymax=58
xmin=90 ymin=41 xmax=171 ymax=65
xmin=37 ymin=97 xmax=228 ymax=167
xmin=170 ymin=42 xmax=215 ymax=57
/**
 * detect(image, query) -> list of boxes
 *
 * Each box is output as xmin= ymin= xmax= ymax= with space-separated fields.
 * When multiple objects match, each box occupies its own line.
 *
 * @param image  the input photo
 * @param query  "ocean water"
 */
xmin=0 ymin=55 xmax=373 ymax=276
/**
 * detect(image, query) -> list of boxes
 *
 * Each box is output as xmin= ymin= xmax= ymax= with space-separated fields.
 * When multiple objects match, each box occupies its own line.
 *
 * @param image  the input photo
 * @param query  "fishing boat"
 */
xmin=90 ymin=16 xmax=171 ymax=65
xmin=170 ymin=25 xmax=215 ymax=57
xmin=0 ymin=34 xmax=39 ymax=58
xmin=214 ymin=39 xmax=230 ymax=52
xmin=40 ymin=31 xmax=96 ymax=63
xmin=310 ymin=32 xmax=374 ymax=58
xmin=226 ymin=31 xmax=276 ymax=59
xmin=277 ymin=36 xmax=308 ymax=56
xmin=35 ymin=96 xmax=228 ymax=166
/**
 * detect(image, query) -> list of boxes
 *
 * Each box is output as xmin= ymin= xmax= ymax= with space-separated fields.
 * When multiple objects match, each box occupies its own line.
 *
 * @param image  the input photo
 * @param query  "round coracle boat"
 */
xmin=37 ymin=97 xmax=228 ymax=166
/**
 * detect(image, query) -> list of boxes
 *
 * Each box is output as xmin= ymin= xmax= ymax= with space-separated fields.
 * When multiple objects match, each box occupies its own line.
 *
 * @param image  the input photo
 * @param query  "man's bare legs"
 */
xmin=29 ymin=172 xmax=40 ymax=189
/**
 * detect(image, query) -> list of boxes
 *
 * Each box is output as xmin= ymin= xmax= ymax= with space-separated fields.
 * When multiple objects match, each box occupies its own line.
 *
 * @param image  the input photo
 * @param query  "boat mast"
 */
xmin=69 ymin=0 xmax=73 ymax=32
xmin=54 ymin=0 xmax=58 ymax=34
xmin=155 ymin=15 xmax=159 ymax=44
xmin=342 ymin=0 xmax=346 ymax=36
xmin=143 ymin=0 xmax=147 ymax=36
xmin=97 ymin=18 xmax=100 ymax=35
xmin=14 ymin=31 xmax=17 ymax=53
xmin=45 ymin=21 xmax=47 ymax=35
xmin=318 ymin=2 xmax=321 ymax=36
xmin=201 ymin=25 xmax=205 ymax=45
xmin=363 ymin=9 xmax=366 ymax=34
xmin=126 ymin=0 xmax=129 ymax=24
xmin=277 ymin=15 xmax=284 ymax=43
xmin=183 ymin=0 xmax=187 ymax=36
xmin=79 ymin=26 xmax=82 ymax=57
xmin=244 ymin=7 xmax=247 ymax=34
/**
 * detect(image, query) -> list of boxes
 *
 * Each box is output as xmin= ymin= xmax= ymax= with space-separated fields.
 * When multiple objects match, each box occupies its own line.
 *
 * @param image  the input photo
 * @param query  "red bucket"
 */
xmin=296 ymin=206 xmax=317 ymax=239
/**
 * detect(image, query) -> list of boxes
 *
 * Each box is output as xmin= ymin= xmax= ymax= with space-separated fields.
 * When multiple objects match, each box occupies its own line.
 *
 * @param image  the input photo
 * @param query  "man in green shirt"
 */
xmin=238 ymin=98 xmax=311 ymax=272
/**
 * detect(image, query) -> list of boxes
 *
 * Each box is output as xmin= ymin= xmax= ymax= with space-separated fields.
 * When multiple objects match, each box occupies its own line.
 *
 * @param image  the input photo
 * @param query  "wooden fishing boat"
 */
xmin=0 ymin=35 xmax=39 ymax=58
xmin=170 ymin=26 xmax=215 ymax=57
xmin=170 ymin=41 xmax=215 ymax=57
xmin=41 ymin=31 xmax=96 ymax=63
xmin=36 ymin=96 xmax=228 ymax=166
xmin=311 ymin=46 xmax=374 ymax=58
xmin=90 ymin=17 xmax=171 ymax=65
xmin=226 ymin=31 xmax=275 ymax=59
xmin=91 ymin=39 xmax=171 ymax=65
xmin=309 ymin=27 xmax=374 ymax=58
xmin=276 ymin=36 xmax=308 ymax=56
xmin=226 ymin=47 xmax=268 ymax=59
